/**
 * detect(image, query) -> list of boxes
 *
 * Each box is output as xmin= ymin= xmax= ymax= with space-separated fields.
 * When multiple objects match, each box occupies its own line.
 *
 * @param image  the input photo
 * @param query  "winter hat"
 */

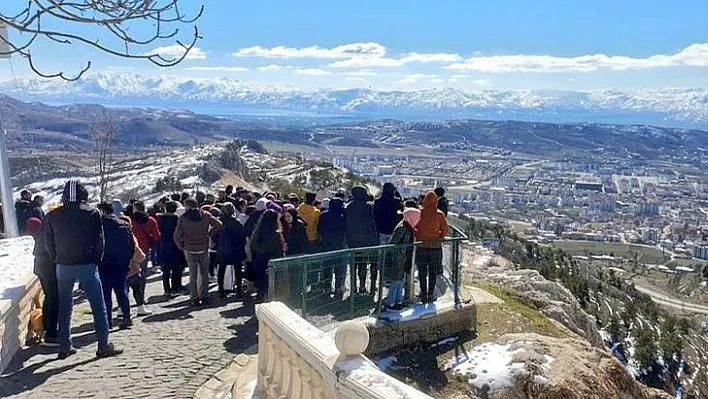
xmin=283 ymin=203 xmax=296 ymax=212
xmin=266 ymin=200 xmax=283 ymax=214
xmin=201 ymin=204 xmax=212 ymax=212
xmin=255 ymin=197 xmax=268 ymax=212
xmin=62 ymin=179 xmax=88 ymax=203
xmin=209 ymin=207 xmax=222 ymax=218
xmin=25 ymin=217 xmax=43 ymax=236
xmin=402 ymin=208 xmax=421 ymax=228
xmin=112 ymin=199 xmax=125 ymax=215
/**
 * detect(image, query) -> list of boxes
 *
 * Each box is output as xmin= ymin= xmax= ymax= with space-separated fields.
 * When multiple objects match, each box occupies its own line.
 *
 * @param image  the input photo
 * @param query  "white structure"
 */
xmin=255 ymin=301 xmax=431 ymax=399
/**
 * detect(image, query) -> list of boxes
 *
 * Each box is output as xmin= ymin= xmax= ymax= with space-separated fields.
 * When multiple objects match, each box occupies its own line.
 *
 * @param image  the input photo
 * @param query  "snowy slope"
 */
xmin=1 ymin=72 xmax=707 ymax=128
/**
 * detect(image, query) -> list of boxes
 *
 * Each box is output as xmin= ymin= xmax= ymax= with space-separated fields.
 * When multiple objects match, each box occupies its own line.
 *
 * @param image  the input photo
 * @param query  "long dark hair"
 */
xmin=280 ymin=208 xmax=299 ymax=239
xmin=252 ymin=210 xmax=282 ymax=257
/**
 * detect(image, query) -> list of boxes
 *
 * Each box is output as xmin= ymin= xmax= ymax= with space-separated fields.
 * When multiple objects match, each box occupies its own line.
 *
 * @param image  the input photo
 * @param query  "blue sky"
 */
xmin=2 ymin=0 xmax=708 ymax=90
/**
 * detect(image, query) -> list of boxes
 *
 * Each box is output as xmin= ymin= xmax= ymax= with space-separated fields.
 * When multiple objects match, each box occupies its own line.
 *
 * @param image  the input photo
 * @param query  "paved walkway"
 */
xmin=0 ymin=272 xmax=258 ymax=398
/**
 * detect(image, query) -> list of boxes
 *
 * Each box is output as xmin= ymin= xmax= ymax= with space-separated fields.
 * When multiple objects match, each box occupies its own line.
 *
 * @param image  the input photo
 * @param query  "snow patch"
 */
xmin=0 ymin=237 xmax=36 ymax=304
xmin=448 ymin=342 xmax=524 ymax=391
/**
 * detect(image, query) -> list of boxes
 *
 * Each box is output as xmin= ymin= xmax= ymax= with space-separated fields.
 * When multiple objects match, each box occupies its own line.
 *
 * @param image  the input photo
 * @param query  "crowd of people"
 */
xmin=18 ymin=179 xmax=451 ymax=359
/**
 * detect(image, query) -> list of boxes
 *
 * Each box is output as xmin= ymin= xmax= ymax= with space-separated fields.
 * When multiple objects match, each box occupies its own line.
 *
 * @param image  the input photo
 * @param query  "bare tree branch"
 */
xmin=92 ymin=110 xmax=118 ymax=202
xmin=0 ymin=1 xmax=203 ymax=81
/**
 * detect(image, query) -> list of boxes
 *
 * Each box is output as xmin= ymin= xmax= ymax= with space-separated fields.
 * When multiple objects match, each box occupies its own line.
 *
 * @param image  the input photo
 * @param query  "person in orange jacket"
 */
xmin=415 ymin=191 xmax=449 ymax=303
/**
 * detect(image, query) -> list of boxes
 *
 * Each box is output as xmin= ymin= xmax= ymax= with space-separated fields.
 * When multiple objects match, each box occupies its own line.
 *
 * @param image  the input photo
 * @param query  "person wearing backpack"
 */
xmin=97 ymin=202 xmax=134 ymax=329
xmin=129 ymin=200 xmax=160 ymax=316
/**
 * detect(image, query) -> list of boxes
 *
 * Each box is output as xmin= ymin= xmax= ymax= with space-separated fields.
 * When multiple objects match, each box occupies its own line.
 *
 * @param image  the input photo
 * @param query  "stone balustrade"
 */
xmin=255 ymin=302 xmax=432 ymax=399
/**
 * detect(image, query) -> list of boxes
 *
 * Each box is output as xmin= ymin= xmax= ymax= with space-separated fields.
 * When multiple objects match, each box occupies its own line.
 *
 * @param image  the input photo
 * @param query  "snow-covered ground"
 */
xmin=0 ymin=237 xmax=36 ymax=310
xmin=447 ymin=342 xmax=525 ymax=391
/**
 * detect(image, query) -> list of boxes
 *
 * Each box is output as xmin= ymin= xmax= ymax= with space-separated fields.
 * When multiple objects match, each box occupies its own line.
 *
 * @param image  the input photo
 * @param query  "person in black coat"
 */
xmin=345 ymin=186 xmax=379 ymax=294
xmin=26 ymin=217 xmax=59 ymax=346
xmin=15 ymin=189 xmax=32 ymax=235
xmin=97 ymin=202 xmax=134 ymax=329
xmin=374 ymin=183 xmax=403 ymax=244
xmin=281 ymin=208 xmax=307 ymax=256
xmin=318 ymin=198 xmax=347 ymax=293
xmin=157 ymin=201 xmax=185 ymax=296
xmin=217 ymin=203 xmax=247 ymax=299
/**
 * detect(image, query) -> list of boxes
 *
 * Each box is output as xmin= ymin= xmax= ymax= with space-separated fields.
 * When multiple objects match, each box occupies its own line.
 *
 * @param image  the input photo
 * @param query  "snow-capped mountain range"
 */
xmin=1 ymin=72 xmax=707 ymax=128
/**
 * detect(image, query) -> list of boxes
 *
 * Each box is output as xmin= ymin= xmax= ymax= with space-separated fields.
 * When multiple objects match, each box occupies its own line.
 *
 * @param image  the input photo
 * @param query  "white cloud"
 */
xmin=429 ymin=78 xmax=445 ymax=84
xmin=295 ymin=68 xmax=332 ymax=76
xmin=400 ymin=52 xmax=461 ymax=63
xmin=152 ymin=45 xmax=206 ymax=60
xmin=257 ymin=64 xmax=284 ymax=72
xmin=184 ymin=66 xmax=248 ymax=72
xmin=233 ymin=42 xmax=386 ymax=59
xmin=328 ymin=51 xmax=461 ymax=69
xmin=342 ymin=69 xmax=378 ymax=77
xmin=444 ymin=43 xmax=708 ymax=73
xmin=450 ymin=74 xmax=468 ymax=79
xmin=345 ymin=77 xmax=369 ymax=82
xmin=471 ymin=79 xmax=491 ymax=86
xmin=397 ymin=73 xmax=438 ymax=84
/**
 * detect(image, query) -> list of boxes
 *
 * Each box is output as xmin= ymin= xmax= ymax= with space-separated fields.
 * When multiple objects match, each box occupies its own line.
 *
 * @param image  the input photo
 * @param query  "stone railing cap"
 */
xmin=334 ymin=320 xmax=370 ymax=356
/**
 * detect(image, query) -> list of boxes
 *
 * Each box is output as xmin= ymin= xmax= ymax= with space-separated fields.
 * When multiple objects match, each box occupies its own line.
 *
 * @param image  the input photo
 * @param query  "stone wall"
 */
xmin=0 ymin=275 xmax=41 ymax=373
xmin=255 ymin=301 xmax=431 ymax=399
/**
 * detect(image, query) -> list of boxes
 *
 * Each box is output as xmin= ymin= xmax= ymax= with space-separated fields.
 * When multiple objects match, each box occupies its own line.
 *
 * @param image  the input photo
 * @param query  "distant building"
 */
xmin=694 ymin=244 xmax=708 ymax=260
xmin=638 ymin=202 xmax=660 ymax=216
xmin=643 ymin=229 xmax=659 ymax=244
xmin=574 ymin=180 xmax=603 ymax=192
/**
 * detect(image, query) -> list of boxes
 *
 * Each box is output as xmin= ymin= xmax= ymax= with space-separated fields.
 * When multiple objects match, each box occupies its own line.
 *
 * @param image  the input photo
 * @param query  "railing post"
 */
xmin=375 ymin=247 xmax=385 ymax=318
xmin=453 ymin=241 xmax=461 ymax=308
xmin=349 ymin=251 xmax=356 ymax=319
xmin=301 ymin=262 xmax=308 ymax=319
xmin=268 ymin=263 xmax=275 ymax=301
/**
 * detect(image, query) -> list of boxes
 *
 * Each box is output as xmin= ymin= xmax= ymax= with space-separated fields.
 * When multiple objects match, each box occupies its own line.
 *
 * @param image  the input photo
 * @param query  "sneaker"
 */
xmin=118 ymin=319 xmax=134 ymax=329
xmin=42 ymin=336 xmax=60 ymax=348
xmin=136 ymin=305 xmax=152 ymax=316
xmin=58 ymin=347 xmax=77 ymax=360
xmin=391 ymin=303 xmax=407 ymax=311
xmin=96 ymin=343 xmax=123 ymax=359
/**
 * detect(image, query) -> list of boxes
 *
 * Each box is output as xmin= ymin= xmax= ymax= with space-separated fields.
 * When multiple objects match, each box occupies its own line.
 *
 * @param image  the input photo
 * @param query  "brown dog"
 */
xmin=26 ymin=294 xmax=44 ymax=345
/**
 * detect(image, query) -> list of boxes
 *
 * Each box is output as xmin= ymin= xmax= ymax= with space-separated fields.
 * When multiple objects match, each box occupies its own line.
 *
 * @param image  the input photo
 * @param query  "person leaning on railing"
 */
xmin=415 ymin=191 xmax=449 ymax=303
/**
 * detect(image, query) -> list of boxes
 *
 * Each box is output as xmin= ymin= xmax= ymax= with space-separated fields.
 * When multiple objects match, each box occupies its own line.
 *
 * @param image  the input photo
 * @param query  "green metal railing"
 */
xmin=267 ymin=226 xmax=468 ymax=330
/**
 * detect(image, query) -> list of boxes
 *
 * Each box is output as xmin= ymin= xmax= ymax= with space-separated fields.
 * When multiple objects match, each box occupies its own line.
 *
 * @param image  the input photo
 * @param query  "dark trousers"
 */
xmin=253 ymin=254 xmax=270 ymax=297
xmin=209 ymin=251 xmax=218 ymax=277
xmin=161 ymin=263 xmax=184 ymax=294
xmin=218 ymin=261 xmax=243 ymax=294
xmin=127 ymin=259 xmax=147 ymax=306
xmin=173 ymin=262 xmax=186 ymax=290
xmin=35 ymin=258 xmax=59 ymax=339
xmin=352 ymin=248 xmax=378 ymax=291
xmin=416 ymin=247 xmax=442 ymax=299
xmin=99 ymin=267 xmax=130 ymax=324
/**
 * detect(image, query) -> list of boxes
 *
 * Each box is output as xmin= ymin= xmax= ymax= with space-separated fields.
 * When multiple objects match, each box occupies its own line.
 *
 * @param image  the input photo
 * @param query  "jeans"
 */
xmin=35 ymin=258 xmax=58 ymax=339
xmin=387 ymin=279 xmax=405 ymax=305
xmin=185 ymin=251 xmax=210 ymax=300
xmin=150 ymin=244 xmax=161 ymax=267
xmin=126 ymin=258 xmax=147 ymax=306
xmin=416 ymin=248 xmax=442 ymax=299
xmin=56 ymin=264 xmax=109 ymax=352
xmin=99 ymin=266 xmax=130 ymax=324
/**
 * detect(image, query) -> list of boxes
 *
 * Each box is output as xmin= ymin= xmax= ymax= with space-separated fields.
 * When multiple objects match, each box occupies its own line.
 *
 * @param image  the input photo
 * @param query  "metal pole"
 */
xmin=0 ymin=111 xmax=18 ymax=238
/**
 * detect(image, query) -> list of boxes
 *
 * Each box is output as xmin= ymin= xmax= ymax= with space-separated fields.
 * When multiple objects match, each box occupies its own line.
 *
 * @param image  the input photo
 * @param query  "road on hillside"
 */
xmin=632 ymin=282 xmax=708 ymax=315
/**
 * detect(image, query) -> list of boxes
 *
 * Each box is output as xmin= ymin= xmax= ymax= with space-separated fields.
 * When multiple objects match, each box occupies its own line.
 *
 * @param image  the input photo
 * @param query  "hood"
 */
xmin=328 ymin=198 xmax=344 ymax=213
xmin=351 ymin=186 xmax=368 ymax=201
xmin=381 ymin=182 xmax=395 ymax=199
xmin=112 ymin=199 xmax=124 ymax=215
xmin=185 ymin=208 xmax=205 ymax=222
xmin=132 ymin=211 xmax=150 ymax=224
xmin=266 ymin=201 xmax=283 ymax=213
xmin=422 ymin=192 xmax=439 ymax=215
xmin=255 ymin=198 xmax=268 ymax=212
xmin=62 ymin=179 xmax=88 ymax=203
xmin=402 ymin=208 xmax=421 ymax=227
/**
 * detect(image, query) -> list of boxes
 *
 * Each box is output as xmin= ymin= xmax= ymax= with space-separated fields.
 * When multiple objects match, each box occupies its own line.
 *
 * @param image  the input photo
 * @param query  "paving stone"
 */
xmin=0 ymin=271 xmax=258 ymax=399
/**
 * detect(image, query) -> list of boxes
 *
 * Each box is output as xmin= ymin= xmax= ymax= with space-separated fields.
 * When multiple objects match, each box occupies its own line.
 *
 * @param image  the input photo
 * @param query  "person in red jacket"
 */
xmin=415 ymin=191 xmax=449 ymax=303
xmin=129 ymin=200 xmax=161 ymax=316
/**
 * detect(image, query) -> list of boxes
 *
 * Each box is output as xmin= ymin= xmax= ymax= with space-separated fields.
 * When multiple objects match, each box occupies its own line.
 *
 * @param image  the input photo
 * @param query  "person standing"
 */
xmin=345 ymin=186 xmax=379 ymax=294
xmin=26 ymin=217 xmax=59 ymax=347
xmin=415 ymin=191 xmax=449 ymax=303
xmin=386 ymin=208 xmax=419 ymax=310
xmin=129 ymin=201 xmax=160 ymax=316
xmin=174 ymin=198 xmax=223 ymax=306
xmin=297 ymin=192 xmax=321 ymax=254
xmin=318 ymin=198 xmax=347 ymax=295
xmin=15 ymin=189 xmax=32 ymax=235
xmin=97 ymin=202 xmax=134 ymax=329
xmin=374 ymin=183 xmax=403 ymax=245
xmin=44 ymin=180 xmax=122 ymax=359
xmin=250 ymin=210 xmax=285 ymax=300
xmin=434 ymin=187 xmax=449 ymax=217
xmin=157 ymin=201 xmax=186 ymax=296
xmin=216 ymin=203 xmax=247 ymax=299
xmin=29 ymin=195 xmax=45 ymax=221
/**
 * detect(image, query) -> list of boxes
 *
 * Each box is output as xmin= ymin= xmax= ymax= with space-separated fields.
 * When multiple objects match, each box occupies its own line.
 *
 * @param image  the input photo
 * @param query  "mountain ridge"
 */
xmin=1 ymin=71 xmax=707 ymax=128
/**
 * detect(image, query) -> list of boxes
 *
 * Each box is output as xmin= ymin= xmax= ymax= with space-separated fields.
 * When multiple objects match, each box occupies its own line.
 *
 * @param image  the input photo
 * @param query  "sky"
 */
xmin=1 ymin=0 xmax=708 ymax=91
